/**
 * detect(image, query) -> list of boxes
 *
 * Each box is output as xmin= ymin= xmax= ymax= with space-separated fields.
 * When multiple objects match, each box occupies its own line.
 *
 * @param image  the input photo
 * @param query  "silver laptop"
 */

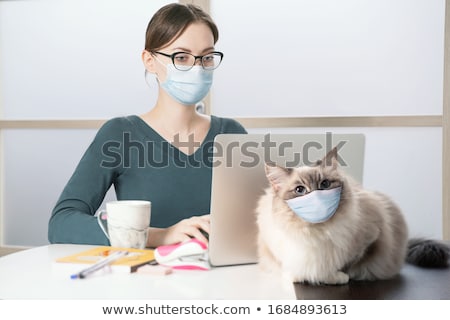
xmin=208 ymin=133 xmax=365 ymax=267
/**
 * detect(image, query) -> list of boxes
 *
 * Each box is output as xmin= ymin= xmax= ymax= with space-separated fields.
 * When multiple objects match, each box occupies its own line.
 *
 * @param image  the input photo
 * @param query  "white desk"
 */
xmin=0 ymin=244 xmax=296 ymax=299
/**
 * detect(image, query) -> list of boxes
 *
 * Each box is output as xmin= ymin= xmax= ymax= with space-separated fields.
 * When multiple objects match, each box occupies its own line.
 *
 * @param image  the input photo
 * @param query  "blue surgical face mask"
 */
xmin=159 ymin=64 xmax=213 ymax=105
xmin=285 ymin=187 xmax=342 ymax=223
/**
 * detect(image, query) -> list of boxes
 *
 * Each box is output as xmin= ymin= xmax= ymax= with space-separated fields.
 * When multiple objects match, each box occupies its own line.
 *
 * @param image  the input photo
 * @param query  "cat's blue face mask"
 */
xmin=285 ymin=187 xmax=342 ymax=223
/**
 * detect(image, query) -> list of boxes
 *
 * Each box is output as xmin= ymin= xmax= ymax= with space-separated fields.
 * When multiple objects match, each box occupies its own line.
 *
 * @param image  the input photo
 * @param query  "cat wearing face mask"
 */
xmin=256 ymin=147 xmax=449 ymax=285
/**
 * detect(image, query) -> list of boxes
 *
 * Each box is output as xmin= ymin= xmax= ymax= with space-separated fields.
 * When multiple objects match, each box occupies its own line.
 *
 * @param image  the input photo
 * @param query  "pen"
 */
xmin=70 ymin=250 xmax=128 ymax=279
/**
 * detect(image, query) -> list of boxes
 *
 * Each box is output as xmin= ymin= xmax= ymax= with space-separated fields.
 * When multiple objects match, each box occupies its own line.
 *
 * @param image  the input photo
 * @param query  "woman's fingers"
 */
xmin=163 ymin=214 xmax=210 ymax=245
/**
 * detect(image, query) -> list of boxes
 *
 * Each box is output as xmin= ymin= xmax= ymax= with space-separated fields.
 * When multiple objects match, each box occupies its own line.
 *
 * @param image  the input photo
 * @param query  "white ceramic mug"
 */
xmin=97 ymin=200 xmax=151 ymax=249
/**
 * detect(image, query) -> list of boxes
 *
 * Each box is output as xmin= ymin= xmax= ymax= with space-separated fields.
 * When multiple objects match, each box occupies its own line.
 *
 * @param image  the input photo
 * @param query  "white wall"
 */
xmin=0 ymin=0 xmax=446 ymax=246
xmin=211 ymin=0 xmax=444 ymax=117
xmin=0 ymin=0 xmax=168 ymax=119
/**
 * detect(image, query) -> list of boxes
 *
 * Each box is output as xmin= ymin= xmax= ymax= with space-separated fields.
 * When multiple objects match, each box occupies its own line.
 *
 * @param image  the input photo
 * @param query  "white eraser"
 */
xmin=136 ymin=264 xmax=173 ymax=275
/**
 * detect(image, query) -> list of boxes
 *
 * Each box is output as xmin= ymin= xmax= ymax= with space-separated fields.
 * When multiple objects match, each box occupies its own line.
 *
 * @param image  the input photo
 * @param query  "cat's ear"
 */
xmin=321 ymin=147 xmax=339 ymax=169
xmin=265 ymin=162 xmax=292 ymax=191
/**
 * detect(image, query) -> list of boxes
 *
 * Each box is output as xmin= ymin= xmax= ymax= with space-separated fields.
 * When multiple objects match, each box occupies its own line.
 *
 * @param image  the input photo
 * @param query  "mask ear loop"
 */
xmin=144 ymin=50 xmax=166 ymax=88
xmin=145 ymin=52 xmax=168 ymax=88
xmin=144 ymin=69 xmax=158 ymax=88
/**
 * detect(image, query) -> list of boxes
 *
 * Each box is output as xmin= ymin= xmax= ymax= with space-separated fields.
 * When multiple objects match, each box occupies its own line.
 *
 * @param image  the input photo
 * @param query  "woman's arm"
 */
xmin=48 ymin=119 xmax=123 ymax=245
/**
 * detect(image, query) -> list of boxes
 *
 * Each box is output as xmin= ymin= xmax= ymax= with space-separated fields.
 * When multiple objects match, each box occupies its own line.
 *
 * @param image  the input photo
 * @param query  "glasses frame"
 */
xmin=153 ymin=51 xmax=224 ymax=71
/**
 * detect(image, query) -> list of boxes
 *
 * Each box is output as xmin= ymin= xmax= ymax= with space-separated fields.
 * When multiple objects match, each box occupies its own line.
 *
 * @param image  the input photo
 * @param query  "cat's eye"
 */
xmin=319 ymin=179 xmax=331 ymax=189
xmin=294 ymin=186 xmax=307 ymax=195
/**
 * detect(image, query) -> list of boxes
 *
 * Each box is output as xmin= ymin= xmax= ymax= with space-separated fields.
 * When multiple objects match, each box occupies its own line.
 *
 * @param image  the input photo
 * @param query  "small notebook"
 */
xmin=54 ymin=246 xmax=154 ymax=274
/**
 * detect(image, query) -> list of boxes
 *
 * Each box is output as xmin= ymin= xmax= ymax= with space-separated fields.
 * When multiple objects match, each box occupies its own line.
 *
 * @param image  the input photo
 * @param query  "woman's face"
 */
xmin=144 ymin=22 xmax=215 ymax=81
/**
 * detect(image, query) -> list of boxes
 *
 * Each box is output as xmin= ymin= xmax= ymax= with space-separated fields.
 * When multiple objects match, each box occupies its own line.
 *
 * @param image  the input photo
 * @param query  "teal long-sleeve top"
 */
xmin=48 ymin=115 xmax=247 ymax=245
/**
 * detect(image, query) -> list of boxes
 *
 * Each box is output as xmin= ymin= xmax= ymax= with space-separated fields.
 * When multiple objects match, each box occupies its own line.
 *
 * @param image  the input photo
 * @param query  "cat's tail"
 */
xmin=406 ymin=238 xmax=450 ymax=268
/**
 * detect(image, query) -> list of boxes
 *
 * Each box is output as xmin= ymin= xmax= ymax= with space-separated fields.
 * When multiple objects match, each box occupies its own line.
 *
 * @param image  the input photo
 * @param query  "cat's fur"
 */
xmin=256 ymin=147 xmax=449 ymax=285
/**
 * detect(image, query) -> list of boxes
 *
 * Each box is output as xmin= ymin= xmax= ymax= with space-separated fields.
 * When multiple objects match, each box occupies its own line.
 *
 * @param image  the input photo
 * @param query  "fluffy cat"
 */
xmin=256 ymin=147 xmax=449 ymax=285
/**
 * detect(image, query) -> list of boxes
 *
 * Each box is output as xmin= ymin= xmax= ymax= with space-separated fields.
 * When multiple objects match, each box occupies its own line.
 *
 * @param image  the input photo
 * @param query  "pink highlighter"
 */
xmin=154 ymin=238 xmax=210 ymax=271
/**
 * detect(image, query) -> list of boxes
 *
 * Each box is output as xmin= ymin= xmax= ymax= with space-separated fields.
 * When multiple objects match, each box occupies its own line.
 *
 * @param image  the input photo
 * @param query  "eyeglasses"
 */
xmin=153 ymin=51 xmax=224 ymax=71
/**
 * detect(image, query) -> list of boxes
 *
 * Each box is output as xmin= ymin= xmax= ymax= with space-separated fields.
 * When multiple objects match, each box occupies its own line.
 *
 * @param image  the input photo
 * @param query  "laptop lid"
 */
xmin=208 ymin=133 xmax=365 ymax=267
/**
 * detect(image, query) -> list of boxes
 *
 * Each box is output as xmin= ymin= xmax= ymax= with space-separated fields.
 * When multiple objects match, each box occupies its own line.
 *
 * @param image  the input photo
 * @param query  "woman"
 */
xmin=48 ymin=3 xmax=246 ymax=247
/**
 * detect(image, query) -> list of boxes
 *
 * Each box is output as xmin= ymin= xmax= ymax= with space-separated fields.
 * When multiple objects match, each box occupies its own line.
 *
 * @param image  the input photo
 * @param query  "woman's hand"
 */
xmin=146 ymin=214 xmax=210 ymax=248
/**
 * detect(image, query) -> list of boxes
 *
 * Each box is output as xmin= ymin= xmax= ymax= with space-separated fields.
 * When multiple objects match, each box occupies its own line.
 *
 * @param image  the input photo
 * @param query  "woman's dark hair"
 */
xmin=144 ymin=3 xmax=219 ymax=52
